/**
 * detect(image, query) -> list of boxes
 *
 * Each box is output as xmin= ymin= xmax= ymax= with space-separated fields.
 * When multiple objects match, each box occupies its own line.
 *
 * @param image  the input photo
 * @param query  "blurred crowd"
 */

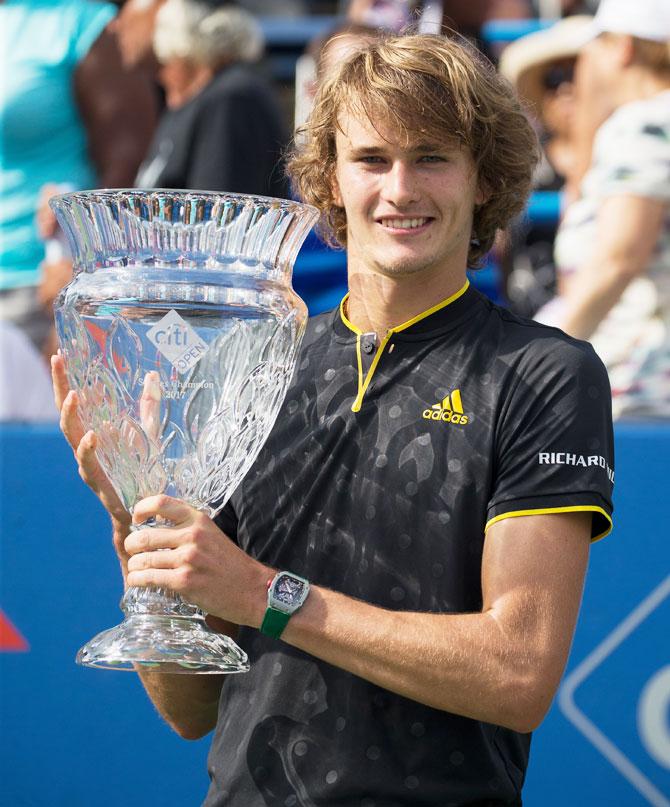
xmin=1 ymin=0 xmax=668 ymax=421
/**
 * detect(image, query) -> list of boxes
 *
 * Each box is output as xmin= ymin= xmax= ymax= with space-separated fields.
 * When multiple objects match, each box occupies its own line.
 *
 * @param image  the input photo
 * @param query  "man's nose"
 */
xmin=380 ymin=161 xmax=420 ymax=206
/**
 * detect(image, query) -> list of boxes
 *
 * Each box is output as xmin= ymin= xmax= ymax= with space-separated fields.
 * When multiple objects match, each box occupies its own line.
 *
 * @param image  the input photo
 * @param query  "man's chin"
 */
xmin=373 ymin=257 xmax=435 ymax=279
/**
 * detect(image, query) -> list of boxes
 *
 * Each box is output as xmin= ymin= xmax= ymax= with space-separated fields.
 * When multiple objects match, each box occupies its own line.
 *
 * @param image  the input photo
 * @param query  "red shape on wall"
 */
xmin=0 ymin=609 xmax=29 ymax=651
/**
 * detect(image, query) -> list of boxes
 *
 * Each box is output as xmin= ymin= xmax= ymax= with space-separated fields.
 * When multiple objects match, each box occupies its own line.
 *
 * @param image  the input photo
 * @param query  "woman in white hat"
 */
xmin=498 ymin=16 xmax=593 ymax=316
xmin=499 ymin=15 xmax=594 ymax=197
xmin=535 ymin=0 xmax=670 ymax=419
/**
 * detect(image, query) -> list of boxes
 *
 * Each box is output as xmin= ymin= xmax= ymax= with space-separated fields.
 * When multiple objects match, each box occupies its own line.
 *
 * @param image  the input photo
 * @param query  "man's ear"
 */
xmin=475 ymin=180 xmax=491 ymax=207
xmin=330 ymin=170 xmax=343 ymax=208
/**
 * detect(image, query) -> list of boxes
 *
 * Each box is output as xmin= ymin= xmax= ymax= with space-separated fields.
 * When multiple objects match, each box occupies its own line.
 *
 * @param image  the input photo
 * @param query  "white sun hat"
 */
xmin=588 ymin=0 xmax=670 ymax=42
xmin=498 ymin=16 xmax=593 ymax=111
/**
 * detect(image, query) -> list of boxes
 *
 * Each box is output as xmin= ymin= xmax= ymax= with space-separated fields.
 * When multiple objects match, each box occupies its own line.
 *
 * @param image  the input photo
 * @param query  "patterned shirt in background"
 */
xmin=542 ymin=90 xmax=670 ymax=419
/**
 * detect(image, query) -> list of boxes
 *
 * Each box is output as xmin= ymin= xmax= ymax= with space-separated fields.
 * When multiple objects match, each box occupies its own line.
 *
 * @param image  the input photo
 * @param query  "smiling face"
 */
xmin=332 ymin=105 xmax=485 ymax=284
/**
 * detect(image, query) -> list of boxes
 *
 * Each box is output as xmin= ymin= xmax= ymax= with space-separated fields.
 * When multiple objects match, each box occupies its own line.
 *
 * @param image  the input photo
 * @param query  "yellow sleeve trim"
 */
xmin=485 ymin=505 xmax=613 ymax=542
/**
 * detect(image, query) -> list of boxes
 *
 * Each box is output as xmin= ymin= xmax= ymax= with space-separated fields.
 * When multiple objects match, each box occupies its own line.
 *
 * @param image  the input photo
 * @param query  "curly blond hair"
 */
xmin=287 ymin=33 xmax=540 ymax=267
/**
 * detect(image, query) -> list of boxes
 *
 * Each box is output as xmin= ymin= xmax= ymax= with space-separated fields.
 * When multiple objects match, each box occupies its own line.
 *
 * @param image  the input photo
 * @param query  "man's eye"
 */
xmin=419 ymin=155 xmax=446 ymax=163
xmin=359 ymin=156 xmax=385 ymax=164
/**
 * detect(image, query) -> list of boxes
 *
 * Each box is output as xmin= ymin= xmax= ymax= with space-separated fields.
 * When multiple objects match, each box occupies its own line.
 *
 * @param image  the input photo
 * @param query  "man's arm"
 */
xmin=558 ymin=194 xmax=666 ymax=340
xmin=126 ymin=497 xmax=592 ymax=734
xmin=51 ymin=356 xmax=229 ymax=741
xmin=74 ymin=28 xmax=158 ymax=187
xmin=135 ymin=615 xmax=235 ymax=740
xmin=283 ymin=511 xmax=590 ymax=732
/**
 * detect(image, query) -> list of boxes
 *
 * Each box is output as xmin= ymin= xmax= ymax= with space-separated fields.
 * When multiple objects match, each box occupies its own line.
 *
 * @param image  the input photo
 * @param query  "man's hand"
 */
xmin=51 ymin=353 xmax=132 ymax=571
xmin=52 ymin=355 xmax=232 ymax=740
xmin=125 ymin=496 xmax=271 ymax=627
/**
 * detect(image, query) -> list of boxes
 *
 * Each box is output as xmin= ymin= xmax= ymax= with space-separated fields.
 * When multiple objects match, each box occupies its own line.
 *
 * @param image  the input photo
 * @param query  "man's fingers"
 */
xmin=60 ymin=390 xmax=86 ymax=451
xmin=50 ymin=353 xmax=70 ymax=412
xmin=140 ymin=371 xmax=162 ymax=441
xmin=53 ymin=358 xmax=93 ymax=461
xmin=75 ymin=430 xmax=101 ymax=488
xmin=51 ymin=354 xmax=131 ymax=529
xmin=52 ymin=354 xmax=87 ymax=450
xmin=126 ymin=548 xmax=181 ymax=572
xmin=125 ymin=527 xmax=184 ymax=556
xmin=133 ymin=495 xmax=197 ymax=527
xmin=126 ymin=568 xmax=177 ymax=591
xmin=74 ymin=429 xmax=130 ymax=524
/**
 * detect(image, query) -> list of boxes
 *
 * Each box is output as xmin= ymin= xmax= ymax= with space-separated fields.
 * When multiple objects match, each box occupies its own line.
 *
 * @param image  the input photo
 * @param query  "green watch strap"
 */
xmin=260 ymin=606 xmax=291 ymax=639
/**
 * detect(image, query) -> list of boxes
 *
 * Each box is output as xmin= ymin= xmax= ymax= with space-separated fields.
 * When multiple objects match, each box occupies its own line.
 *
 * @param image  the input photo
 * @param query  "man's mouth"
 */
xmin=377 ymin=217 xmax=431 ymax=231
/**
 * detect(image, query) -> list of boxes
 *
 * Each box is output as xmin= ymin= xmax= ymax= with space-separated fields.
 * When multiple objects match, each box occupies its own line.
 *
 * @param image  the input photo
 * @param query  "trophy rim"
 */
xmin=49 ymin=187 xmax=321 ymax=276
xmin=49 ymin=187 xmax=320 ymax=219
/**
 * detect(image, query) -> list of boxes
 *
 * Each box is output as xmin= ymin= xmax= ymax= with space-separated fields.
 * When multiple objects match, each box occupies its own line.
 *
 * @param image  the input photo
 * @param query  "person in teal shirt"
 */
xmin=0 ymin=0 xmax=157 ymax=350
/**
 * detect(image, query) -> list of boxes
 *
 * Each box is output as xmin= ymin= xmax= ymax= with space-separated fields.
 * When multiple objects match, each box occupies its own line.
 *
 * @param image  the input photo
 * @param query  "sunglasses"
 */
xmin=542 ymin=63 xmax=575 ymax=91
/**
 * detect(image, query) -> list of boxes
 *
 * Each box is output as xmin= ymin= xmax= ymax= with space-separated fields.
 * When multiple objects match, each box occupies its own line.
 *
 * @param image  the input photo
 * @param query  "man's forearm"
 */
xmin=136 ymin=670 xmax=224 ymax=740
xmin=281 ymin=585 xmax=551 ymax=733
xmin=559 ymin=260 xmax=632 ymax=340
xmin=559 ymin=195 xmax=665 ymax=340
xmin=277 ymin=514 xmax=590 ymax=734
xmin=113 ymin=522 xmax=226 ymax=739
xmin=121 ymin=506 xmax=589 ymax=736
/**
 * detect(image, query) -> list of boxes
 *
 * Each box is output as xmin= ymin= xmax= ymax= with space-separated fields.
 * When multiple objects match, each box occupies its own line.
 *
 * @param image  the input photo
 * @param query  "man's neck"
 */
xmin=345 ymin=266 xmax=469 ymax=335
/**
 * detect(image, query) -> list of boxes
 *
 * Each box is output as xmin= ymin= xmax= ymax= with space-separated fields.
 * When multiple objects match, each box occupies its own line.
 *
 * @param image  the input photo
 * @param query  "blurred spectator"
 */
xmin=109 ymin=0 xmax=251 ymax=73
xmin=236 ymin=0 xmax=306 ymax=12
xmin=0 ymin=322 xmax=57 ymax=422
xmin=109 ymin=0 xmax=165 ymax=72
xmin=343 ymin=0 xmax=534 ymax=50
xmin=434 ymin=0 xmax=534 ymax=58
xmin=346 ymin=0 xmax=419 ymax=30
xmin=498 ymin=15 xmax=592 ymax=316
xmin=500 ymin=16 xmax=591 ymax=190
xmin=0 ymin=0 xmax=157 ymax=355
xmin=535 ymin=0 xmax=670 ymax=419
xmin=135 ymin=0 xmax=290 ymax=197
xmin=529 ymin=0 xmax=598 ymax=14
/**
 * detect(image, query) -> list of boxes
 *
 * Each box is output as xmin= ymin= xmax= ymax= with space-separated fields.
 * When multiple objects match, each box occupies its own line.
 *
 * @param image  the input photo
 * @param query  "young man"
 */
xmin=53 ymin=34 xmax=614 ymax=807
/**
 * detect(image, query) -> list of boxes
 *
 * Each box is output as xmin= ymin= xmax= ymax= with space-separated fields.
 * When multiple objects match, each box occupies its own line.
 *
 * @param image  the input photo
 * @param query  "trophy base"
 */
xmin=76 ymin=614 xmax=250 ymax=674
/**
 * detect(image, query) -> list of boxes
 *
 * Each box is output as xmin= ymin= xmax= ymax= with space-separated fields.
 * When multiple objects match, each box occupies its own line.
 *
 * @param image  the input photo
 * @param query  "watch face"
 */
xmin=274 ymin=574 xmax=306 ymax=607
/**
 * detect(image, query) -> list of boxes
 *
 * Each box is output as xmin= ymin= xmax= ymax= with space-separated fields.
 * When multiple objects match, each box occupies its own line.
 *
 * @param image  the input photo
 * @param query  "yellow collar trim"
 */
xmin=339 ymin=280 xmax=470 ymax=337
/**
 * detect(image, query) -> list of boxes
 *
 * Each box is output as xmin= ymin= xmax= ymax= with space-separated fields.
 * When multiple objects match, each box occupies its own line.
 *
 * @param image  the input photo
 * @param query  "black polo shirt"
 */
xmin=206 ymin=281 xmax=614 ymax=807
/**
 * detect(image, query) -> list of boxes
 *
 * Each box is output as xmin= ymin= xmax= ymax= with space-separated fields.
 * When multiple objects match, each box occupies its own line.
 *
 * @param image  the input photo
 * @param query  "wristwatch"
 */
xmin=260 ymin=571 xmax=310 ymax=639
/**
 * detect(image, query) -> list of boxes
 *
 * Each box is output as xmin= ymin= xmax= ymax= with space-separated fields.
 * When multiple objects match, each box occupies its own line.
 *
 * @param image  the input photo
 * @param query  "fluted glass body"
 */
xmin=52 ymin=190 xmax=318 ymax=673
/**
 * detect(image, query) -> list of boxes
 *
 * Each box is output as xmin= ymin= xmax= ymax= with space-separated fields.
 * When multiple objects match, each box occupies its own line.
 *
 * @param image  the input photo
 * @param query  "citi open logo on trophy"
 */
xmin=147 ymin=310 xmax=209 ymax=374
xmin=51 ymin=190 xmax=318 ymax=674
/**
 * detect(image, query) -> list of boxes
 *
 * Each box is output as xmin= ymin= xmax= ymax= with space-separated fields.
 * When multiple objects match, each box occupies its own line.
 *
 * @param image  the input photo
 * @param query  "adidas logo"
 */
xmin=422 ymin=389 xmax=469 ymax=425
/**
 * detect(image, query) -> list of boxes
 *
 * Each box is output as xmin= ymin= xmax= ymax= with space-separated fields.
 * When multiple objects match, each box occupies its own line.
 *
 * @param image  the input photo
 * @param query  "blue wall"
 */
xmin=1 ymin=424 xmax=668 ymax=806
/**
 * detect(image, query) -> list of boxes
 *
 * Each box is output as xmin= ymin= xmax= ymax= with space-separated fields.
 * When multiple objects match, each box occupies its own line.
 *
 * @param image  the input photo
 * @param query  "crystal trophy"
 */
xmin=51 ymin=190 xmax=318 ymax=673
